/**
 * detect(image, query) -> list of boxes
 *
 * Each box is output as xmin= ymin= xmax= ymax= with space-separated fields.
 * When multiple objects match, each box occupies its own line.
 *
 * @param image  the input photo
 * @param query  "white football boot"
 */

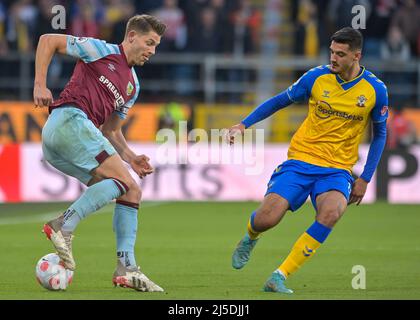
xmin=112 ymin=261 xmax=164 ymax=292
xmin=42 ymin=215 xmax=76 ymax=271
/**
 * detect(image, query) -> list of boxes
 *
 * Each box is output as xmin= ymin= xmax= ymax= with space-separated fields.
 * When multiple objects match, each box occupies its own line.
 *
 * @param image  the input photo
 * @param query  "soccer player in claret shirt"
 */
xmin=228 ymin=27 xmax=389 ymax=294
xmin=33 ymin=15 xmax=166 ymax=292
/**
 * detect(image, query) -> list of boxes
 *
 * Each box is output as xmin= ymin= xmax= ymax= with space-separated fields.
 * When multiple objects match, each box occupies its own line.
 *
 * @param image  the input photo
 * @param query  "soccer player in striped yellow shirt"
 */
xmin=228 ymin=27 xmax=388 ymax=294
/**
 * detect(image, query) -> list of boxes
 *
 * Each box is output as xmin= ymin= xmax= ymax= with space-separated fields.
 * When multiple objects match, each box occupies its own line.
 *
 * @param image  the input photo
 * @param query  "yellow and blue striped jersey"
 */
xmin=286 ymin=65 xmax=388 ymax=172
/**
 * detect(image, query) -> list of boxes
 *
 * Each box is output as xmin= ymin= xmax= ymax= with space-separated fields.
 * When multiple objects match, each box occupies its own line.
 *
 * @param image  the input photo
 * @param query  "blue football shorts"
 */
xmin=42 ymin=106 xmax=116 ymax=185
xmin=265 ymin=159 xmax=354 ymax=212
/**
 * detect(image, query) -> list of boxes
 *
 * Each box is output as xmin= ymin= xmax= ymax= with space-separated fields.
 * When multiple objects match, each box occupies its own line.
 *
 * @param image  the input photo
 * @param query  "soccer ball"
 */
xmin=35 ymin=253 xmax=73 ymax=291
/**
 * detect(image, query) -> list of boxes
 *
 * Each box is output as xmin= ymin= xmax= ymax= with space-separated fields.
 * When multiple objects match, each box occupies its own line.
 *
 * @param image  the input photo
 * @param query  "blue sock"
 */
xmin=113 ymin=202 xmax=139 ymax=268
xmin=61 ymin=179 xmax=125 ymax=232
xmin=306 ymin=220 xmax=332 ymax=243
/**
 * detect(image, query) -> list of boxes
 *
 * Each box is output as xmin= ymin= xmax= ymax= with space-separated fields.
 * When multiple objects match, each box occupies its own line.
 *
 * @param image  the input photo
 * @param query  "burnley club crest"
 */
xmin=126 ymin=81 xmax=134 ymax=96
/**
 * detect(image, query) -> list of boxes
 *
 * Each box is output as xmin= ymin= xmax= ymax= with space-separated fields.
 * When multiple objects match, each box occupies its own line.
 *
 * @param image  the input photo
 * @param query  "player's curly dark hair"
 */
xmin=125 ymin=14 xmax=166 ymax=38
xmin=331 ymin=27 xmax=363 ymax=51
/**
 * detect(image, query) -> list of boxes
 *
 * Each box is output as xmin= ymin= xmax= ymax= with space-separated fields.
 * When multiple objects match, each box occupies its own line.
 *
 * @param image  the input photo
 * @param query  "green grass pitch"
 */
xmin=0 ymin=201 xmax=419 ymax=300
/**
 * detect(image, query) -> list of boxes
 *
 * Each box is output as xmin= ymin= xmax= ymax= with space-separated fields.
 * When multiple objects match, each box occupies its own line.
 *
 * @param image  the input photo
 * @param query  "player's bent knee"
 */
xmin=317 ymin=209 xmax=341 ymax=228
xmin=120 ymin=181 xmax=142 ymax=203
xmin=111 ymin=177 xmax=131 ymax=195
xmin=255 ymin=207 xmax=283 ymax=230
xmin=129 ymin=184 xmax=142 ymax=203
xmin=110 ymin=177 xmax=141 ymax=202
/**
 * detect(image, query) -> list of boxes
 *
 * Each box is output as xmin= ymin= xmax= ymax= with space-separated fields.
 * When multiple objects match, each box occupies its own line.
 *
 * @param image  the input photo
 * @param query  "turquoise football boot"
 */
xmin=232 ymin=234 xmax=259 ymax=269
xmin=263 ymin=270 xmax=293 ymax=294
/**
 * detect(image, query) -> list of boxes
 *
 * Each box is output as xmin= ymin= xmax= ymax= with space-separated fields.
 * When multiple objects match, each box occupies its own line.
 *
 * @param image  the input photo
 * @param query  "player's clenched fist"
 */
xmin=34 ymin=84 xmax=54 ymax=108
xmin=227 ymin=123 xmax=246 ymax=145
xmin=130 ymin=154 xmax=154 ymax=179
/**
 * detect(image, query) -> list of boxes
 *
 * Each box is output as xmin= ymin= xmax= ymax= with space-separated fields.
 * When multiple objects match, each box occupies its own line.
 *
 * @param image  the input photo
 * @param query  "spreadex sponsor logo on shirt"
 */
xmin=98 ymin=75 xmax=125 ymax=107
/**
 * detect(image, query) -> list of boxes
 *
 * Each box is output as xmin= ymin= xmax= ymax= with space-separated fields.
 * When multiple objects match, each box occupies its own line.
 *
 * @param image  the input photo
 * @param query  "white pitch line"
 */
xmin=0 ymin=201 xmax=169 ymax=226
xmin=0 ymin=211 xmax=60 ymax=226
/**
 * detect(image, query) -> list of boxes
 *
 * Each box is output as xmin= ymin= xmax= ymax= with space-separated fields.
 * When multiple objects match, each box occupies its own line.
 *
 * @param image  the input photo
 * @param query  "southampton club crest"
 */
xmin=126 ymin=81 xmax=134 ymax=96
xmin=356 ymin=95 xmax=367 ymax=107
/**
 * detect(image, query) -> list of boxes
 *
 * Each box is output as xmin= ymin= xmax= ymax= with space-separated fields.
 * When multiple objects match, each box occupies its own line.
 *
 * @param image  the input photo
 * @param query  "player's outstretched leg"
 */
xmin=112 ymin=260 xmax=164 ymax=292
xmin=43 ymin=178 xmax=127 ymax=270
xmin=232 ymin=212 xmax=260 ymax=269
xmin=233 ymin=195 xmax=289 ymax=270
xmin=262 ymin=270 xmax=293 ymax=294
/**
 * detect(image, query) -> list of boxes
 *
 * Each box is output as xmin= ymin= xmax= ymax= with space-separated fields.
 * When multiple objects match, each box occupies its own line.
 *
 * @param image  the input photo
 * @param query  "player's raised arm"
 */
xmin=33 ymin=34 xmax=67 ymax=108
xmin=227 ymin=89 xmax=295 ymax=144
xmin=227 ymin=67 xmax=321 ymax=144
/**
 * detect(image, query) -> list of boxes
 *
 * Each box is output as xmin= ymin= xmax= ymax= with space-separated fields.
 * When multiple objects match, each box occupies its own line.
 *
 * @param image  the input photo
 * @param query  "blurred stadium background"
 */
xmin=0 ymin=0 xmax=420 ymax=299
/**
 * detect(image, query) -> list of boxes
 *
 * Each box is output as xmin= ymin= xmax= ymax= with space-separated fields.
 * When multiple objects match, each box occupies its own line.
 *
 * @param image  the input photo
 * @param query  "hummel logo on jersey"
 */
xmin=302 ymin=246 xmax=314 ymax=257
xmin=322 ymin=90 xmax=330 ymax=98
xmin=356 ymin=95 xmax=367 ymax=107
xmin=108 ymin=63 xmax=116 ymax=72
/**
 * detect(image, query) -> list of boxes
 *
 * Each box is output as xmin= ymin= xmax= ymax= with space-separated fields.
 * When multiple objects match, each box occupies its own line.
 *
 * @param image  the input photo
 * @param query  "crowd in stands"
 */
xmin=292 ymin=0 xmax=420 ymax=59
xmin=0 ymin=0 xmax=262 ymax=56
xmin=0 ymin=0 xmax=418 ymax=107
xmin=0 ymin=0 xmax=418 ymax=57
xmin=291 ymin=0 xmax=419 ymax=108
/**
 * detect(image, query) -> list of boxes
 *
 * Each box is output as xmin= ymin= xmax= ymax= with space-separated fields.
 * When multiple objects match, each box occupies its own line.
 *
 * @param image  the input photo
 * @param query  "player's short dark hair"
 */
xmin=331 ymin=27 xmax=363 ymax=51
xmin=125 ymin=14 xmax=166 ymax=38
